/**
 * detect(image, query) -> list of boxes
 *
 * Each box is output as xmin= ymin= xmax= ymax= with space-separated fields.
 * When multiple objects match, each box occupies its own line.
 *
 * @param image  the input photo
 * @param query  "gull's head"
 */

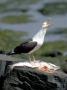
xmin=42 ymin=20 xmax=51 ymax=30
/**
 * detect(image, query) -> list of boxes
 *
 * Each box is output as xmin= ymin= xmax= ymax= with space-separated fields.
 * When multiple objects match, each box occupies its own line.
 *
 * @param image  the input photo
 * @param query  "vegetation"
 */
xmin=34 ymin=41 xmax=67 ymax=57
xmin=0 ymin=30 xmax=27 ymax=51
xmin=0 ymin=15 xmax=32 ymax=24
xmin=39 ymin=2 xmax=67 ymax=15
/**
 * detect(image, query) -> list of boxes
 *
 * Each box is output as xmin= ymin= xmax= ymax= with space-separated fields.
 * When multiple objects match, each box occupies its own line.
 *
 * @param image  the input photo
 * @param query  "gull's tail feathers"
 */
xmin=0 ymin=50 xmax=15 ymax=55
xmin=6 ymin=50 xmax=16 ymax=55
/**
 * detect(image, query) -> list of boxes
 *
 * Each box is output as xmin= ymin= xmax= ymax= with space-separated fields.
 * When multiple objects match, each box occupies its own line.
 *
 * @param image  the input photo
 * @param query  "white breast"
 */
xmin=32 ymin=29 xmax=46 ymax=45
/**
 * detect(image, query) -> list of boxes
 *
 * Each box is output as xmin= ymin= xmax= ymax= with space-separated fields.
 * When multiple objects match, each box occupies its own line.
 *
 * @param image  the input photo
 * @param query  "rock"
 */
xmin=45 ymin=50 xmax=63 ymax=57
xmin=2 ymin=66 xmax=67 ymax=90
xmin=61 ymin=60 xmax=67 ymax=74
xmin=0 ymin=76 xmax=5 ymax=90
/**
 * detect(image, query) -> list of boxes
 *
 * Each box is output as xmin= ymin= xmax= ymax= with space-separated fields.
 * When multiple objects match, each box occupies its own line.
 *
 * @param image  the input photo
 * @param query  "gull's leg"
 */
xmin=32 ymin=55 xmax=36 ymax=62
xmin=29 ymin=55 xmax=31 ymax=62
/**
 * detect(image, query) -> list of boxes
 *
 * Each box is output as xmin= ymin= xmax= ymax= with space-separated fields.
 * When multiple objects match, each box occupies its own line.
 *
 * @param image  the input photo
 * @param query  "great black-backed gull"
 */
xmin=7 ymin=21 xmax=50 ymax=61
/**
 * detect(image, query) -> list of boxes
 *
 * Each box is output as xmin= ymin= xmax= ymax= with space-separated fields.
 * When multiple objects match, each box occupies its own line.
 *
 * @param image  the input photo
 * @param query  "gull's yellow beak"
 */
xmin=42 ymin=20 xmax=51 ymax=29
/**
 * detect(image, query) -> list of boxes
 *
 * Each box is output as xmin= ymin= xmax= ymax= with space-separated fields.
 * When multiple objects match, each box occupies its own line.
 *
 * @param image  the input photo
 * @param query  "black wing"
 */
xmin=14 ymin=40 xmax=37 ymax=54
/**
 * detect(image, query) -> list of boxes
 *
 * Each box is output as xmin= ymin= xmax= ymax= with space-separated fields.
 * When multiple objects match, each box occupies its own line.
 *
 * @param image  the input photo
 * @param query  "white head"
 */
xmin=42 ymin=21 xmax=50 ymax=30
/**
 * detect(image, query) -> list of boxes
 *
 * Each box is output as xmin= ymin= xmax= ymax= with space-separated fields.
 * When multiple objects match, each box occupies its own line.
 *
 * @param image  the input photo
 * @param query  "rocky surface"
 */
xmin=1 ymin=66 xmax=67 ymax=90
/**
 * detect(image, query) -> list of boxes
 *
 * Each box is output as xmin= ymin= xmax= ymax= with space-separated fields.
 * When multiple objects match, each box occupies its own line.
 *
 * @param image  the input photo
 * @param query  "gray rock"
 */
xmin=2 ymin=66 xmax=67 ymax=90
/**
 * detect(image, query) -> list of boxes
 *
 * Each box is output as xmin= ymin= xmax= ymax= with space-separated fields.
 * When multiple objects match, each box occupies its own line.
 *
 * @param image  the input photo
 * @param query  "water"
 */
xmin=0 ymin=0 xmax=67 ymax=41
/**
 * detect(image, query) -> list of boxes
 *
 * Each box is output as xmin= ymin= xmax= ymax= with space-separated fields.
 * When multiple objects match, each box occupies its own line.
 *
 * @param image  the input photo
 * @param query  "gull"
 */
xmin=7 ymin=21 xmax=50 ymax=61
